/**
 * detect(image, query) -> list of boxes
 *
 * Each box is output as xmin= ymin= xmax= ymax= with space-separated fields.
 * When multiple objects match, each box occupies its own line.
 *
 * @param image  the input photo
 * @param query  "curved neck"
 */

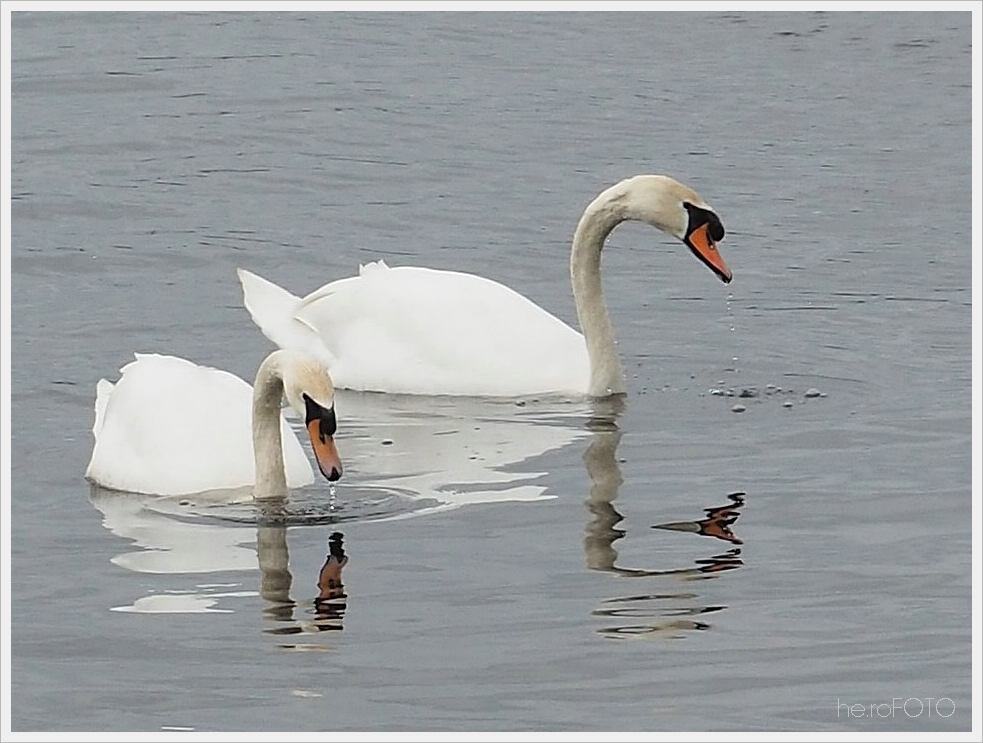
xmin=252 ymin=354 xmax=288 ymax=499
xmin=570 ymin=195 xmax=629 ymax=398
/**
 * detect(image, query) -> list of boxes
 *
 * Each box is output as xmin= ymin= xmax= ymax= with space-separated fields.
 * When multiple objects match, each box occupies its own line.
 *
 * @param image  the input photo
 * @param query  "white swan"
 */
xmin=238 ymin=174 xmax=731 ymax=398
xmin=85 ymin=350 xmax=343 ymax=498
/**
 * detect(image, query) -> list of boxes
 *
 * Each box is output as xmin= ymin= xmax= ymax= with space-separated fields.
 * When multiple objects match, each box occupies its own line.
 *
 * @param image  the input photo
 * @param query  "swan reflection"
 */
xmin=651 ymin=491 xmax=746 ymax=546
xmin=257 ymin=499 xmax=349 ymax=646
xmin=88 ymin=393 xmax=586 ymax=616
xmin=582 ymin=400 xmax=746 ymax=640
xmin=91 ymin=484 xmax=352 ymax=635
xmin=90 ymin=485 xmax=258 ymax=577
xmin=334 ymin=389 xmax=588 ymax=510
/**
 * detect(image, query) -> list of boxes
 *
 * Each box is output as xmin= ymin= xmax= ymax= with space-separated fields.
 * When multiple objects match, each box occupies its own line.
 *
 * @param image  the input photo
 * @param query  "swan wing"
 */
xmin=85 ymin=353 xmax=313 ymax=495
xmin=292 ymin=261 xmax=589 ymax=396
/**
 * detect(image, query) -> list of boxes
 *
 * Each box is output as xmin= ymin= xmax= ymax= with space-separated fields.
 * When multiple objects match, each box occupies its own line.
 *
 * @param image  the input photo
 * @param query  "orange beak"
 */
xmin=685 ymin=223 xmax=732 ymax=283
xmin=307 ymin=419 xmax=343 ymax=482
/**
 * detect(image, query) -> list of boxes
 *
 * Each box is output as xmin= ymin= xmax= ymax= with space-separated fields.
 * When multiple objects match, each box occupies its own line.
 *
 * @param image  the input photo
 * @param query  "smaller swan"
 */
xmin=85 ymin=350 xmax=343 ymax=499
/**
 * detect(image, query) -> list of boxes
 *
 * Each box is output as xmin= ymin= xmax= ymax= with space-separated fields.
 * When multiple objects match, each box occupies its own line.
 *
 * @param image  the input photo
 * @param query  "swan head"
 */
xmin=617 ymin=175 xmax=732 ymax=284
xmin=276 ymin=351 xmax=344 ymax=482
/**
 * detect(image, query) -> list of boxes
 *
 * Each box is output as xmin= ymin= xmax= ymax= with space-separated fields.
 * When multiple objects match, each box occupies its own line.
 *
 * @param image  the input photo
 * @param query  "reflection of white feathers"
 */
xmin=90 ymin=395 xmax=589 ymax=604
xmin=111 ymin=591 xmax=257 ymax=614
xmin=337 ymin=391 xmax=588 ymax=507
xmin=89 ymin=487 xmax=257 ymax=574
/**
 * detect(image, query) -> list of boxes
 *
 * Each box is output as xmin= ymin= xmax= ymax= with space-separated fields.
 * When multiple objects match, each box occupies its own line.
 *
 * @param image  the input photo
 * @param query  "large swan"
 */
xmin=238 ymin=174 xmax=731 ymax=398
xmin=85 ymin=350 xmax=343 ymax=499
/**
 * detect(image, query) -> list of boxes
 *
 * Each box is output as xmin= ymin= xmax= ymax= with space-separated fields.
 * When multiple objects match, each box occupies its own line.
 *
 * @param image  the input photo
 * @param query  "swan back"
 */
xmin=86 ymin=353 xmax=314 ymax=495
xmin=291 ymin=262 xmax=590 ymax=396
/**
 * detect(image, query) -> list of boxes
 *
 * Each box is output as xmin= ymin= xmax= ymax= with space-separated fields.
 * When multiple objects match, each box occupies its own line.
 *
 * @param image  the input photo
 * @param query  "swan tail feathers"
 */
xmin=237 ymin=268 xmax=336 ymax=366
xmin=92 ymin=378 xmax=114 ymax=436
xmin=238 ymin=268 xmax=301 ymax=321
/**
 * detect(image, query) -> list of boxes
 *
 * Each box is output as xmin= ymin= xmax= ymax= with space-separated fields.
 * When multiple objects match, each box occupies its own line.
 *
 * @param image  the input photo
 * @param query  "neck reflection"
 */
xmin=582 ymin=398 xmax=746 ymax=640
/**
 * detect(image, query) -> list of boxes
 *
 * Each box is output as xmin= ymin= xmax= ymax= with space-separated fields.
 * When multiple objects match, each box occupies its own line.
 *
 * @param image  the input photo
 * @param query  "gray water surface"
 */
xmin=8 ymin=11 xmax=974 ymax=733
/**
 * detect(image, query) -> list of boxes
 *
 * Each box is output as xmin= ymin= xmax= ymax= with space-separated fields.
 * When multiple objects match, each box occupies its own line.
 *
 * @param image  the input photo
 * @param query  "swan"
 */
xmin=85 ymin=350 xmax=343 ymax=499
xmin=238 ymin=174 xmax=731 ymax=398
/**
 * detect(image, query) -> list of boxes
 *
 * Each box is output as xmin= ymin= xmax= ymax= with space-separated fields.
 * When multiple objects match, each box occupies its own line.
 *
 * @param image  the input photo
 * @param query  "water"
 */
xmin=7 ymin=10 xmax=974 ymax=733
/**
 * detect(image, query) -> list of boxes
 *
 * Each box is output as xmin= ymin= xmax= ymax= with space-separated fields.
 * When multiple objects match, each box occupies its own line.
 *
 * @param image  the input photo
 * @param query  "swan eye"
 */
xmin=319 ymin=408 xmax=337 ymax=440
xmin=708 ymin=214 xmax=725 ymax=242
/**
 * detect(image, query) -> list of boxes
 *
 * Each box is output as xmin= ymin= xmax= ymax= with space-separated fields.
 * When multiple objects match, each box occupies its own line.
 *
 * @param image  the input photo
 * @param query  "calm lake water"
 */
xmin=7 ymin=10 xmax=975 ymax=734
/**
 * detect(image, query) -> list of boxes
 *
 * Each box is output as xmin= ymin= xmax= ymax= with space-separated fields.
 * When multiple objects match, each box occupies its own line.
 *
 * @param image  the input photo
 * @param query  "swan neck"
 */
xmin=571 ymin=197 xmax=628 ymax=397
xmin=252 ymin=355 xmax=288 ymax=499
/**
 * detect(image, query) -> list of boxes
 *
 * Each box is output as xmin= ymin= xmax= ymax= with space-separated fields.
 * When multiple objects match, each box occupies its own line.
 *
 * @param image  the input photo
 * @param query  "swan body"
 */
xmin=85 ymin=350 xmax=342 ymax=498
xmin=239 ymin=263 xmax=589 ymax=397
xmin=239 ymin=174 xmax=731 ymax=398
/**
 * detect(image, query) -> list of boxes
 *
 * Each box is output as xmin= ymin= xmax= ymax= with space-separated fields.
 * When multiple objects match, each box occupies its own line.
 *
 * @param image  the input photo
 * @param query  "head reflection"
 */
xmin=582 ymin=400 xmax=746 ymax=640
xmin=652 ymin=491 xmax=746 ymax=546
xmin=255 ymin=499 xmax=349 ymax=641
xmin=314 ymin=532 xmax=349 ymax=628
